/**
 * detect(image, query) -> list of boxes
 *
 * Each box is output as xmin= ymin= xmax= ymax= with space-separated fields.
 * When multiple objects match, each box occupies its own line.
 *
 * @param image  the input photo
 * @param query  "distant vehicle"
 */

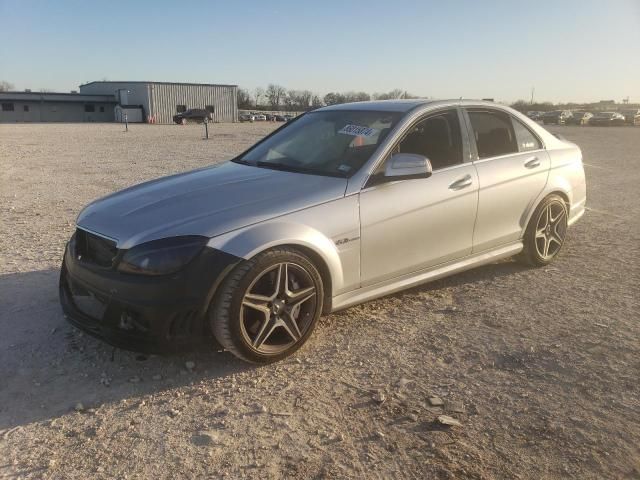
xmin=239 ymin=114 xmax=255 ymax=122
xmin=274 ymin=115 xmax=286 ymax=122
xmin=542 ymin=110 xmax=572 ymax=125
xmin=173 ymin=108 xmax=212 ymax=125
xmin=253 ymin=114 xmax=267 ymax=121
xmin=620 ymin=109 xmax=640 ymax=125
xmin=589 ymin=112 xmax=626 ymax=126
xmin=283 ymin=115 xmax=295 ymax=122
xmin=566 ymin=111 xmax=593 ymax=126
xmin=265 ymin=114 xmax=276 ymax=121
xmin=526 ymin=111 xmax=543 ymax=121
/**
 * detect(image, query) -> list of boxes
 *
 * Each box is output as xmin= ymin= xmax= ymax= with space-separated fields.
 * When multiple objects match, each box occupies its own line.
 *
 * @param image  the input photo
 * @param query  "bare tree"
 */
xmin=254 ymin=87 xmax=265 ymax=108
xmin=324 ymin=92 xmax=345 ymax=106
xmin=311 ymin=95 xmax=323 ymax=109
xmin=286 ymin=89 xmax=313 ymax=110
xmin=237 ymin=88 xmax=252 ymax=109
xmin=0 ymin=80 xmax=14 ymax=92
xmin=266 ymin=84 xmax=286 ymax=110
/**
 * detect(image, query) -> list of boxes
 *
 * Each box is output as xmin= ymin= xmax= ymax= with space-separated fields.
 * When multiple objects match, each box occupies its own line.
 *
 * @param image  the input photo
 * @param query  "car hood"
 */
xmin=77 ymin=161 xmax=348 ymax=249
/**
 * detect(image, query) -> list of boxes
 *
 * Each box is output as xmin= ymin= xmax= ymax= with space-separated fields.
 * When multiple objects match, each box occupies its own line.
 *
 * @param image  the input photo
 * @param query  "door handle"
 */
xmin=448 ymin=174 xmax=473 ymax=190
xmin=524 ymin=156 xmax=541 ymax=169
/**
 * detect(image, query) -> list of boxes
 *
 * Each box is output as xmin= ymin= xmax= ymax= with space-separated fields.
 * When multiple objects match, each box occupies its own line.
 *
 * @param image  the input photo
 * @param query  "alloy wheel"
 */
xmin=240 ymin=262 xmax=317 ymax=354
xmin=534 ymin=201 xmax=567 ymax=260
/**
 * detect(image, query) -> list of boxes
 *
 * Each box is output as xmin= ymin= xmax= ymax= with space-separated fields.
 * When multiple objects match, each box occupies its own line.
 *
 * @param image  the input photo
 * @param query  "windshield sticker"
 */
xmin=337 ymin=164 xmax=352 ymax=173
xmin=338 ymin=124 xmax=378 ymax=137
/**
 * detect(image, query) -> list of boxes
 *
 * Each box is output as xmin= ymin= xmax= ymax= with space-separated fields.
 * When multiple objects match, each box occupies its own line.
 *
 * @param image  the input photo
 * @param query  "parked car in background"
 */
xmin=542 ymin=110 xmax=572 ymax=125
xmin=620 ymin=109 xmax=640 ymax=125
xmin=60 ymin=99 xmax=586 ymax=363
xmin=173 ymin=108 xmax=212 ymax=125
xmin=274 ymin=115 xmax=287 ymax=122
xmin=283 ymin=114 xmax=295 ymax=122
xmin=526 ymin=111 xmax=543 ymax=121
xmin=253 ymin=114 xmax=267 ymax=121
xmin=566 ymin=111 xmax=593 ymax=125
xmin=589 ymin=112 xmax=626 ymax=126
xmin=239 ymin=113 xmax=255 ymax=122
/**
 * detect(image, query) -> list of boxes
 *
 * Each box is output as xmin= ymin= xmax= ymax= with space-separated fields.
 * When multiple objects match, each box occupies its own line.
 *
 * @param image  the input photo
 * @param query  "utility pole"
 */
xmin=530 ymin=87 xmax=535 ymax=105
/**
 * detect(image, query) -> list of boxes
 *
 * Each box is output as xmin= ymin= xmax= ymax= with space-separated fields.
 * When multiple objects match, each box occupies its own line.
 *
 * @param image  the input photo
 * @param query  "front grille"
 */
xmin=75 ymin=228 xmax=118 ymax=268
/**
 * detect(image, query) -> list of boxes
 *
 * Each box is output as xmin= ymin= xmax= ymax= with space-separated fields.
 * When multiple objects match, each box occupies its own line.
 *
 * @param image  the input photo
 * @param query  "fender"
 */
xmin=206 ymin=221 xmax=345 ymax=295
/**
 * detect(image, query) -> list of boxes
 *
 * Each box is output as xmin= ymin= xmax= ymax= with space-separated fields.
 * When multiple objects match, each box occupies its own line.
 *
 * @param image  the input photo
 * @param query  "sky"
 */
xmin=1 ymin=0 xmax=639 ymax=103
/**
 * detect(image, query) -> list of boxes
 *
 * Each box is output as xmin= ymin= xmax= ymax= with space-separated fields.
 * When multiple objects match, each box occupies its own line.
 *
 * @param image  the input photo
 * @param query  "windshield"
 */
xmin=234 ymin=110 xmax=402 ymax=177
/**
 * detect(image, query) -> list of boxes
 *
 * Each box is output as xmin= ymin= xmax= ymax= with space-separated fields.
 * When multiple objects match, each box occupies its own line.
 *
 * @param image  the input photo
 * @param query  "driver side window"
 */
xmin=395 ymin=109 xmax=463 ymax=170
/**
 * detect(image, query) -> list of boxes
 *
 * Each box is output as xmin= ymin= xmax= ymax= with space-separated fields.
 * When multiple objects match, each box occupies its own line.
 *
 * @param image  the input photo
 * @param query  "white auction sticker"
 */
xmin=338 ymin=124 xmax=378 ymax=137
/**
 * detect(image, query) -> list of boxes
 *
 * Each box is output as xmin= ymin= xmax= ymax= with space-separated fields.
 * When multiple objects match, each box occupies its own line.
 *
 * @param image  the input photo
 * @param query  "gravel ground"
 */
xmin=0 ymin=122 xmax=638 ymax=479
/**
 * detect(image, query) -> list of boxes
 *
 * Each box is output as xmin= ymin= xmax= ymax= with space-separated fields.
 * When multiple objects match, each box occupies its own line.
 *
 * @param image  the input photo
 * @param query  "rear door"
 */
xmin=463 ymin=108 xmax=549 ymax=252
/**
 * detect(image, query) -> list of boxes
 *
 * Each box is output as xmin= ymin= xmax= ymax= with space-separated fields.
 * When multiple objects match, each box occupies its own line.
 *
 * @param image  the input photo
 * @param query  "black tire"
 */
xmin=518 ymin=194 xmax=568 ymax=267
xmin=210 ymin=247 xmax=324 ymax=364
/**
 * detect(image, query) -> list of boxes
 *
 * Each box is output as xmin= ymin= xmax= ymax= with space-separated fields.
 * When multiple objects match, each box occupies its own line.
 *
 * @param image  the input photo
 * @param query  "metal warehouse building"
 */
xmin=1 ymin=80 xmax=237 ymax=123
xmin=0 ymin=91 xmax=116 ymax=122
xmin=79 ymin=81 xmax=238 ymax=124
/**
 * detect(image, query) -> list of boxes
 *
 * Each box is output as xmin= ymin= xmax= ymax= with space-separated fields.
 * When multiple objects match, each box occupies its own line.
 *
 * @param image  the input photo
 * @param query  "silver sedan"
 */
xmin=60 ymin=99 xmax=586 ymax=363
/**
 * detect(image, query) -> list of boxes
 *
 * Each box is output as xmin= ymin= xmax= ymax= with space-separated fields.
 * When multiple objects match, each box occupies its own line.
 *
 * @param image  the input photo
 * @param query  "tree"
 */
xmin=254 ymin=87 xmax=265 ymax=108
xmin=373 ymin=89 xmax=406 ymax=100
xmin=0 ymin=80 xmax=14 ymax=92
xmin=237 ymin=88 xmax=251 ymax=109
xmin=311 ymin=95 xmax=323 ymax=109
xmin=266 ymin=84 xmax=286 ymax=109
xmin=286 ymin=89 xmax=313 ymax=110
xmin=324 ymin=92 xmax=345 ymax=106
xmin=343 ymin=91 xmax=370 ymax=103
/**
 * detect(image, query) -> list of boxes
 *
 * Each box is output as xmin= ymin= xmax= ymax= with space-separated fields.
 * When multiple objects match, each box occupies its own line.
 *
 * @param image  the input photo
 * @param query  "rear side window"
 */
xmin=512 ymin=118 xmax=542 ymax=152
xmin=467 ymin=110 xmax=518 ymax=159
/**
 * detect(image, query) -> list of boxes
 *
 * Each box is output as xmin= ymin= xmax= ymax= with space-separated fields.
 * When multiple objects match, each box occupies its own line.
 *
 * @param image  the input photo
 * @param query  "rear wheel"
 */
xmin=518 ymin=194 xmax=568 ymax=266
xmin=211 ymin=248 xmax=323 ymax=363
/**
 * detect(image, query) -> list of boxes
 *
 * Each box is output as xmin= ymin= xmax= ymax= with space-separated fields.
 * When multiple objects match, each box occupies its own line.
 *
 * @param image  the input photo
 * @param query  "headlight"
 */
xmin=117 ymin=236 xmax=208 ymax=276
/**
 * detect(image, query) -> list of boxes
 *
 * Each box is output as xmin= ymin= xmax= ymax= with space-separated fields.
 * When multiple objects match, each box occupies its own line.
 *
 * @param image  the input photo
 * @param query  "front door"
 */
xmin=359 ymin=108 xmax=479 ymax=286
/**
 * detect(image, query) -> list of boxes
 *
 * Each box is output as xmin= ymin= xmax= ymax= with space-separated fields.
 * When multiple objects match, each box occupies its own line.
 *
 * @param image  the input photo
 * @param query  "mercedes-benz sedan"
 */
xmin=60 ymin=100 xmax=586 ymax=363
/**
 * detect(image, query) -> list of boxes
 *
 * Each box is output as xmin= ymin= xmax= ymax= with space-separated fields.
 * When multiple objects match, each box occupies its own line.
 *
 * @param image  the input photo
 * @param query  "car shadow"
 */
xmin=0 ymin=259 xmax=529 ymax=430
xmin=0 ymin=268 xmax=253 ymax=430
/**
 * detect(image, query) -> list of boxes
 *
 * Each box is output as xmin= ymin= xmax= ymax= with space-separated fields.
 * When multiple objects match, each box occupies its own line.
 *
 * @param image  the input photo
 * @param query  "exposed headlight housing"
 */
xmin=117 ymin=236 xmax=208 ymax=276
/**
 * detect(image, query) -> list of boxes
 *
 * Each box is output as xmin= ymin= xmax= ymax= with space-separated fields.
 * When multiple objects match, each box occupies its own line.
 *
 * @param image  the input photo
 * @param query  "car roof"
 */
xmin=317 ymin=98 xmax=520 ymax=113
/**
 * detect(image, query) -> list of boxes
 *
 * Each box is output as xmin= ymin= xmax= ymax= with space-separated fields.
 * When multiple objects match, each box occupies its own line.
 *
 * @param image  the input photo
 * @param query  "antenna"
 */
xmin=530 ymin=86 xmax=535 ymax=104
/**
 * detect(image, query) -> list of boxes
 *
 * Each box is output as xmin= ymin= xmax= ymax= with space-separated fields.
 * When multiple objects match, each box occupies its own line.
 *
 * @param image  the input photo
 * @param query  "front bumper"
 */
xmin=59 ymin=242 xmax=242 ymax=353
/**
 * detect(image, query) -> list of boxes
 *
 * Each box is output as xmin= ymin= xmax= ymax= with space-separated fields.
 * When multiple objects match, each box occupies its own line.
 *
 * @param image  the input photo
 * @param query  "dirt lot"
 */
xmin=0 ymin=122 xmax=638 ymax=479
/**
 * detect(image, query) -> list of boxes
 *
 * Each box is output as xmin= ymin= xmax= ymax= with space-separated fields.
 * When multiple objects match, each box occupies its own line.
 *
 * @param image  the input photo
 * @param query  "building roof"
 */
xmin=0 ymin=91 xmax=117 ymax=103
xmin=79 ymin=80 xmax=238 ymax=88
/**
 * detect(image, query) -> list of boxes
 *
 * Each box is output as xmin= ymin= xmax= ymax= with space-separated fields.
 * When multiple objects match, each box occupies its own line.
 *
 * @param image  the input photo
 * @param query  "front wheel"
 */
xmin=518 ymin=194 xmax=568 ymax=266
xmin=211 ymin=248 xmax=324 ymax=363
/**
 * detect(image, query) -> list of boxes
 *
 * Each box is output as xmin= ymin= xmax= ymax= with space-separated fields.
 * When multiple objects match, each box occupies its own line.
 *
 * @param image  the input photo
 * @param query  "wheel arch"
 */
xmin=521 ymin=187 xmax=571 ymax=238
xmin=207 ymin=221 xmax=343 ymax=308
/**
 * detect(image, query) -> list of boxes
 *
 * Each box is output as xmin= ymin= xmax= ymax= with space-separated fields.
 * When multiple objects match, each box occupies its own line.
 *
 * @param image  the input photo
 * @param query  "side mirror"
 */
xmin=384 ymin=153 xmax=433 ymax=180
